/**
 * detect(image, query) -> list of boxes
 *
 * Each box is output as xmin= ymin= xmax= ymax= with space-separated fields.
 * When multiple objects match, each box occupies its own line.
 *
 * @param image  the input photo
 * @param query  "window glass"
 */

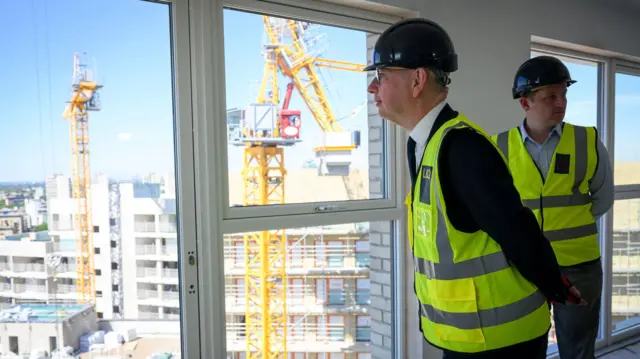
xmin=611 ymin=198 xmax=640 ymax=331
xmin=0 ymin=1 xmax=183 ymax=357
xmin=224 ymin=221 xmax=393 ymax=358
xmin=223 ymin=9 xmax=387 ymax=209
xmin=613 ymin=70 xmax=640 ymax=185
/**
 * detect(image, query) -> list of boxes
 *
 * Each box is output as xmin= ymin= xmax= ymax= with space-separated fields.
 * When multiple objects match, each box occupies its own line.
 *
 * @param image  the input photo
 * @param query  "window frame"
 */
xmin=530 ymin=42 xmax=640 ymax=356
xmin=213 ymin=0 xmax=405 ymax=223
xmin=608 ymin=58 xmax=640 ymax=345
xmin=187 ymin=1 xmax=409 ymax=359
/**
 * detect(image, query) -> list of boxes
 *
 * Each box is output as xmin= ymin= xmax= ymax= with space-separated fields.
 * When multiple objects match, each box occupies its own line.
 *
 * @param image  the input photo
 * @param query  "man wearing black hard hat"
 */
xmin=493 ymin=56 xmax=614 ymax=359
xmin=365 ymin=18 xmax=585 ymax=358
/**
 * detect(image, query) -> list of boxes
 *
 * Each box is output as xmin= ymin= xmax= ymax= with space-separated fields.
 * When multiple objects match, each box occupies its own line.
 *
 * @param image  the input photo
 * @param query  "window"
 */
xmin=355 ymin=240 xmax=370 ymax=268
xmin=613 ymin=69 xmax=640 ymax=186
xmin=218 ymin=4 xmax=399 ymax=358
xmin=1 ymin=0 xmax=186 ymax=357
xmin=2 ymin=1 xmax=402 ymax=359
xmin=611 ymin=64 xmax=640 ymax=333
xmin=220 ymin=7 xmax=400 ymax=221
xmin=223 ymin=221 xmax=393 ymax=358
xmin=356 ymin=279 xmax=371 ymax=305
xmin=356 ymin=315 xmax=371 ymax=342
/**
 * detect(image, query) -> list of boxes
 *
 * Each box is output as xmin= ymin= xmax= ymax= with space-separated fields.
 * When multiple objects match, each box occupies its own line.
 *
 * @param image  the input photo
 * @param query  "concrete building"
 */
xmin=119 ymin=181 xmax=180 ymax=321
xmin=24 ymin=198 xmax=47 ymax=228
xmin=45 ymin=174 xmax=123 ymax=320
xmin=0 ymin=214 xmax=27 ymax=236
xmin=0 ymin=304 xmax=97 ymax=356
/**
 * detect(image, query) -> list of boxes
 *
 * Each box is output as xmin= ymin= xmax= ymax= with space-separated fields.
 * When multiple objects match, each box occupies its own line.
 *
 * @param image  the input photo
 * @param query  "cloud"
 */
xmin=117 ymin=132 xmax=133 ymax=142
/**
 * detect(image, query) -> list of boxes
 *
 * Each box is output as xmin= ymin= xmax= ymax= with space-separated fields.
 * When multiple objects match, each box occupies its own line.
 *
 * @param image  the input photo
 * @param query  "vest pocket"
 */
xmin=428 ymin=278 xmax=486 ymax=344
xmin=419 ymin=169 xmax=432 ymax=204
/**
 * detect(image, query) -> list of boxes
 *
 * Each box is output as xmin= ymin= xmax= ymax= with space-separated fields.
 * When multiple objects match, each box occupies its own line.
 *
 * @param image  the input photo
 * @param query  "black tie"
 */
xmin=407 ymin=137 xmax=417 ymax=187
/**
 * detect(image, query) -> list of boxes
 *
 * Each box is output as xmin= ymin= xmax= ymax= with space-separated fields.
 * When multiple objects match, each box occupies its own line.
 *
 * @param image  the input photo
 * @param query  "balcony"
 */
xmin=225 ymin=322 xmax=368 ymax=353
xmin=161 ymin=246 xmax=178 ymax=256
xmin=223 ymin=243 xmax=371 ymax=277
xmin=163 ymin=291 xmax=179 ymax=301
xmin=138 ymin=289 xmax=160 ymax=299
xmin=136 ymin=267 xmax=179 ymax=285
xmin=137 ymin=244 xmax=157 ymax=256
xmin=139 ymin=311 xmax=161 ymax=320
xmin=14 ymin=284 xmax=46 ymax=294
xmin=50 ymin=222 xmax=73 ymax=231
xmin=55 ymin=284 xmax=76 ymax=294
xmin=135 ymin=222 xmax=156 ymax=233
xmin=159 ymin=222 xmax=177 ymax=233
xmin=225 ymin=284 xmax=369 ymax=314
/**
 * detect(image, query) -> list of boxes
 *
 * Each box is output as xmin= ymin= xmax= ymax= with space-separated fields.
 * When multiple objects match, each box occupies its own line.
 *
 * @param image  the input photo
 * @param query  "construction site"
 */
xmin=2 ymin=1 xmax=640 ymax=359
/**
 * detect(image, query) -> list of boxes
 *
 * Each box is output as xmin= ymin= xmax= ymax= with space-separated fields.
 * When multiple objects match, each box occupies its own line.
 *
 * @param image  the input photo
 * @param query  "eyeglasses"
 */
xmin=375 ymin=66 xmax=412 ymax=83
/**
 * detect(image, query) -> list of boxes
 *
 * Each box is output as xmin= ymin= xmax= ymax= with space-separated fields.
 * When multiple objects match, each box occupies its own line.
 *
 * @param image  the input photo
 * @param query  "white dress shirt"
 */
xmin=409 ymin=100 xmax=448 ymax=168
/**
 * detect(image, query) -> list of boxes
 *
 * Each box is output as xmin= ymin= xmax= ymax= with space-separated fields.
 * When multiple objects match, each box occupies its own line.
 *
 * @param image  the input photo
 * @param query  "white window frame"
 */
xmin=530 ymin=42 xmax=640 ymax=357
xmin=608 ymin=58 xmax=640 ymax=346
xmin=186 ymin=1 xmax=413 ymax=358
xmin=213 ymin=0 xmax=405 ymax=226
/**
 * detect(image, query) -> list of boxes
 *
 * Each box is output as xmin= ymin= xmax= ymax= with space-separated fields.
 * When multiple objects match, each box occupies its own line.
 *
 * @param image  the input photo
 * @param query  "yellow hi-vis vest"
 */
xmin=491 ymin=124 xmax=599 ymax=267
xmin=406 ymin=115 xmax=550 ymax=353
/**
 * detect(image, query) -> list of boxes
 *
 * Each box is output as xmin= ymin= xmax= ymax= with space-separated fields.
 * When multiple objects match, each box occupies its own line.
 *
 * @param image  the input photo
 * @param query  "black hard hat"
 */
xmin=512 ymin=55 xmax=577 ymax=99
xmin=363 ymin=18 xmax=458 ymax=73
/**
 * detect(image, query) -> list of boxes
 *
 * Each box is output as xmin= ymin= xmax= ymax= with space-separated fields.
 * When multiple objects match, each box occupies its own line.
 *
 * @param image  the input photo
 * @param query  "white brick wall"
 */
xmin=367 ymin=31 xmax=394 ymax=359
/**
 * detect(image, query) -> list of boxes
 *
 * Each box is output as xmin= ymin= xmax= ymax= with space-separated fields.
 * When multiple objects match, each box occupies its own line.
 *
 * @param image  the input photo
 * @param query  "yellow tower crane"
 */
xmin=62 ymin=52 xmax=102 ymax=305
xmin=236 ymin=16 xmax=364 ymax=359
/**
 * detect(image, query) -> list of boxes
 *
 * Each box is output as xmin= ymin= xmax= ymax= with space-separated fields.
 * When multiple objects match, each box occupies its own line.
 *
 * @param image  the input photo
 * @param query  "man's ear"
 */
xmin=520 ymin=97 xmax=530 ymax=111
xmin=412 ymin=68 xmax=429 ymax=98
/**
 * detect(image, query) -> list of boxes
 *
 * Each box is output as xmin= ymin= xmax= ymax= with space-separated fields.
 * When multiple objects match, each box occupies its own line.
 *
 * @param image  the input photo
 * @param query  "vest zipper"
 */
xmin=534 ymin=165 xmax=545 ymax=232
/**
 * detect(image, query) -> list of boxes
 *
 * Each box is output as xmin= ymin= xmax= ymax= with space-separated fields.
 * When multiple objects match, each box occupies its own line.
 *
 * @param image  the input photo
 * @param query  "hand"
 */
xmin=562 ymin=274 xmax=588 ymax=306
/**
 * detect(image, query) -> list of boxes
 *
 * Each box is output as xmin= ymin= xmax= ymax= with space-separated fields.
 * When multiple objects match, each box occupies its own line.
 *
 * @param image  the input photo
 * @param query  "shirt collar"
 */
xmin=409 ymin=100 xmax=448 ymax=148
xmin=519 ymin=120 xmax=563 ymax=144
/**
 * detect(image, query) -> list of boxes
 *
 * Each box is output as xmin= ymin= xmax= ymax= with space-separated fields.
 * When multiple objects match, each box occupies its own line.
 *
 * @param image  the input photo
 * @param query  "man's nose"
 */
xmin=367 ymin=79 xmax=378 ymax=94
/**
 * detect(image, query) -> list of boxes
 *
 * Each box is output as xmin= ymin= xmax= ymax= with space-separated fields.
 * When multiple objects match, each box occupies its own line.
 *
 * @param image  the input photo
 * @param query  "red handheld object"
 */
xmin=562 ymin=274 xmax=584 ymax=305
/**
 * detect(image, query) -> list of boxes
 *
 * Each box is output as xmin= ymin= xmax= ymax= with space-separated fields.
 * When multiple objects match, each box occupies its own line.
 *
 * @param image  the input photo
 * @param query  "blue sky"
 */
xmin=0 ymin=0 xmax=638 ymax=182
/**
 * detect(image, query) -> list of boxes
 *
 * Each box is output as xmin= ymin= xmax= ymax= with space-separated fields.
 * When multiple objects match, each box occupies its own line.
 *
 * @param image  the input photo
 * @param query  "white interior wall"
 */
xmin=332 ymin=0 xmax=640 ymax=358
xmin=365 ymin=0 xmax=640 ymax=134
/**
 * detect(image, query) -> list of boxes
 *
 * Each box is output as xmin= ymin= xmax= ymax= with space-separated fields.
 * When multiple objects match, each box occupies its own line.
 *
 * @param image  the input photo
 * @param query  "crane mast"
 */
xmin=234 ymin=16 xmax=364 ymax=359
xmin=62 ymin=52 xmax=102 ymax=305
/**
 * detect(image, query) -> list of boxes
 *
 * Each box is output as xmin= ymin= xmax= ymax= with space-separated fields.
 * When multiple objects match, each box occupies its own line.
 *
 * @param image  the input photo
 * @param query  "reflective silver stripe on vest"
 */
xmin=572 ymin=126 xmax=588 ymax=195
xmin=416 ymin=250 xmax=511 ymax=280
xmin=420 ymin=290 xmax=546 ymax=330
xmin=413 ymin=121 xmax=545 ymax=330
xmin=496 ymin=131 xmax=509 ymax=161
xmin=545 ymin=222 xmax=598 ymax=242
xmin=522 ymin=193 xmax=591 ymax=210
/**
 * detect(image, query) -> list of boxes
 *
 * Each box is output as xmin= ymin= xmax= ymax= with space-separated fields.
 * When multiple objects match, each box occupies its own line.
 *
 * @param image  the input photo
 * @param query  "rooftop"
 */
xmin=2 ymin=230 xmax=49 ymax=242
xmin=0 ymin=304 xmax=92 ymax=323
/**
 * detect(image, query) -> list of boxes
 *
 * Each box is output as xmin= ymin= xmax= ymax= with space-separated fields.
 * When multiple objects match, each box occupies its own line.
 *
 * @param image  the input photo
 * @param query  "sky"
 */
xmin=0 ymin=0 xmax=639 ymax=183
